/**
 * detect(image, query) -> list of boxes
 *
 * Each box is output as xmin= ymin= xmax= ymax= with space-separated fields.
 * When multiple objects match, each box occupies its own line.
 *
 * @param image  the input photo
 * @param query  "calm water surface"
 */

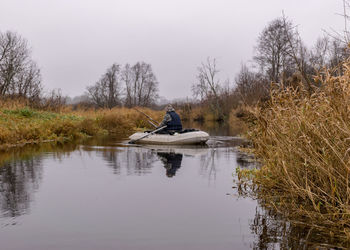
xmin=0 ymin=126 xmax=344 ymax=249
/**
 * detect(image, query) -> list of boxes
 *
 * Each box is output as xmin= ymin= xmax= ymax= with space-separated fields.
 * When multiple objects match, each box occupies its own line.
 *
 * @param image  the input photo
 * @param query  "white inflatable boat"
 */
xmin=129 ymin=130 xmax=210 ymax=145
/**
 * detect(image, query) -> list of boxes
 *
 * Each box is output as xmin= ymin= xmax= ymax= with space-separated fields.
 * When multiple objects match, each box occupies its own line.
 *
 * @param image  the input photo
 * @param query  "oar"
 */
xmin=128 ymin=126 xmax=167 ymax=144
xmin=133 ymin=108 xmax=160 ymax=128
xmin=147 ymin=120 xmax=158 ymax=128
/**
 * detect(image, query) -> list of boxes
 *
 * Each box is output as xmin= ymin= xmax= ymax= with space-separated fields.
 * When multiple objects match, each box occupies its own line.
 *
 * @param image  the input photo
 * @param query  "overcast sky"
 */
xmin=0 ymin=0 xmax=345 ymax=99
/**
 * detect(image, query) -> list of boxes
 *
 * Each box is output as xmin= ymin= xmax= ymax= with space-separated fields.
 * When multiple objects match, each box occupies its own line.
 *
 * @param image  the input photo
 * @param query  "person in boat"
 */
xmin=157 ymin=104 xmax=182 ymax=134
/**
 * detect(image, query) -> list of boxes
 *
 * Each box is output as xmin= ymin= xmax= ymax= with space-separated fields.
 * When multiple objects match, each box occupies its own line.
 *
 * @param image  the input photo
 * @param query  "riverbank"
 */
xmin=0 ymin=105 xmax=163 ymax=149
xmin=239 ymin=59 xmax=350 ymax=242
xmin=0 ymin=98 xmax=251 ymax=150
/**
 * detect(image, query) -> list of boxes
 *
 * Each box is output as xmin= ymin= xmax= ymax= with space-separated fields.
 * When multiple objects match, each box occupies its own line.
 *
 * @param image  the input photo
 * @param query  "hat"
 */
xmin=166 ymin=104 xmax=175 ymax=112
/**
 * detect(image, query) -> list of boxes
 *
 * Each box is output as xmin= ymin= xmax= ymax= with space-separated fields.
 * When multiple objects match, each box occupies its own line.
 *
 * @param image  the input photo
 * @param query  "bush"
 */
xmin=78 ymin=118 xmax=103 ymax=136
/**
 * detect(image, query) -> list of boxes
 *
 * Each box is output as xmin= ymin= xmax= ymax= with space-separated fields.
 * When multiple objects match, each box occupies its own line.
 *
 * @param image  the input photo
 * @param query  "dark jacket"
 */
xmin=165 ymin=111 xmax=182 ymax=131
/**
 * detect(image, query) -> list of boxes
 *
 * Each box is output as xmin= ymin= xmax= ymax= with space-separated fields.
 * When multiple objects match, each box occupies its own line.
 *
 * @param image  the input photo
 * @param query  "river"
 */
xmin=0 ymin=123 xmax=345 ymax=249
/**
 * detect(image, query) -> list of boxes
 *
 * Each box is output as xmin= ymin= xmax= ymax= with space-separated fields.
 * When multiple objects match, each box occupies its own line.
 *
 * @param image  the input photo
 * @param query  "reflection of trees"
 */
xmin=99 ymin=148 xmax=122 ymax=175
xmin=199 ymin=149 xmax=217 ymax=183
xmin=234 ymin=152 xmax=343 ymax=248
xmin=235 ymin=152 xmax=349 ymax=248
xmin=0 ymin=157 xmax=43 ymax=217
xmin=90 ymin=147 xmax=158 ymax=175
xmin=130 ymin=148 xmax=158 ymax=175
xmin=236 ymin=152 xmax=259 ymax=169
xmin=250 ymin=205 xmax=350 ymax=249
xmin=0 ymin=142 xmax=79 ymax=218
xmin=233 ymin=150 xmax=340 ymax=248
xmin=251 ymin=207 xmax=290 ymax=249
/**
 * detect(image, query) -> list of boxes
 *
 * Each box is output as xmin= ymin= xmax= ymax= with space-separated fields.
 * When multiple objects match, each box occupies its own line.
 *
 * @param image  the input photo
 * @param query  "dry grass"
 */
xmin=244 ymin=59 xmax=350 ymax=240
xmin=179 ymin=106 xmax=217 ymax=122
xmin=228 ymin=109 xmax=249 ymax=135
xmin=0 ymin=104 xmax=163 ymax=148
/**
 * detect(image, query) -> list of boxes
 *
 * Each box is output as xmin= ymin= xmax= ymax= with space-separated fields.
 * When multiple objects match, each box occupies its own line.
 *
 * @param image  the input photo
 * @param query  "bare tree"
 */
xmin=122 ymin=63 xmax=132 ymax=107
xmin=41 ymin=89 xmax=68 ymax=111
xmin=0 ymin=31 xmax=42 ymax=100
xmin=328 ymin=39 xmax=349 ymax=68
xmin=87 ymin=63 xmax=122 ymax=108
xmin=309 ymin=36 xmax=330 ymax=71
xmin=310 ymin=36 xmax=349 ymax=75
xmin=192 ymin=57 xmax=223 ymax=119
xmin=325 ymin=0 xmax=350 ymax=44
xmin=234 ymin=64 xmax=269 ymax=105
xmin=320 ymin=0 xmax=350 ymax=74
xmin=15 ymin=62 xmax=42 ymax=100
xmin=123 ymin=62 xmax=158 ymax=107
xmin=280 ymin=14 xmax=313 ymax=92
xmin=253 ymin=18 xmax=297 ymax=83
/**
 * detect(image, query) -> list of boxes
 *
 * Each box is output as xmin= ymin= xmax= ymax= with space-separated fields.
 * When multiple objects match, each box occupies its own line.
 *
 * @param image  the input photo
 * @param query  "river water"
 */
xmin=0 ymin=124 xmax=345 ymax=249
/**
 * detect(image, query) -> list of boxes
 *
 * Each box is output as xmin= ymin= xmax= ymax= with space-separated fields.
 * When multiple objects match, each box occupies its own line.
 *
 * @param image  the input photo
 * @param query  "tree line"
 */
xmin=0 ymin=31 xmax=76 ymax=110
xmin=0 ymin=30 xmax=159 ymax=110
xmin=1 ymin=14 xmax=348 ymax=114
xmin=238 ymin=16 xmax=349 ymax=100
xmin=0 ymin=31 xmax=42 ymax=102
xmin=86 ymin=62 xmax=158 ymax=109
xmin=189 ymin=16 xmax=350 ymax=120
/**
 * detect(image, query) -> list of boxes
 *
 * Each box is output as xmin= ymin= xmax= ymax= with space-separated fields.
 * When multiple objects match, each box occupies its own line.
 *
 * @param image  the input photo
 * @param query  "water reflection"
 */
xmin=199 ymin=149 xmax=217 ymax=183
xmin=82 ymin=146 xmax=159 ymax=175
xmin=0 ymin=142 xmax=78 ymax=218
xmin=0 ymin=141 xmax=224 ymax=220
xmin=157 ymin=152 xmax=183 ymax=177
xmin=250 ymin=205 xmax=350 ymax=249
xmin=1 ymin=137 xmax=342 ymax=248
xmin=0 ymin=157 xmax=42 ymax=218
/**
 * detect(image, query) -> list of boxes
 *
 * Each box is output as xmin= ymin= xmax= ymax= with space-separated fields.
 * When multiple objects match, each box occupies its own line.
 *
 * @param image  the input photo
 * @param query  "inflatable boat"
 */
xmin=129 ymin=129 xmax=210 ymax=145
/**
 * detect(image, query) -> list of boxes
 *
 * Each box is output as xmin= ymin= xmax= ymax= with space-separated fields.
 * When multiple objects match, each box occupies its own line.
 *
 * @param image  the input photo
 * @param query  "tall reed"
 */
xmin=247 ymin=59 xmax=350 ymax=238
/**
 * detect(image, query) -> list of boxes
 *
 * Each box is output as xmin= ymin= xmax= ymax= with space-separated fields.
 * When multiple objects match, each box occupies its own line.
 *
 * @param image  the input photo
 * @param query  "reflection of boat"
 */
xmin=142 ymin=144 xmax=209 ymax=156
xmin=129 ymin=130 xmax=209 ymax=145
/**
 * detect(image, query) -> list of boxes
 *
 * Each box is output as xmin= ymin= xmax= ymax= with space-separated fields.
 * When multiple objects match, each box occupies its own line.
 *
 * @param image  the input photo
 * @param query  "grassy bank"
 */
xmin=241 ymin=59 xmax=350 ymax=241
xmin=0 ymin=104 xmax=163 ymax=148
xmin=0 ymin=101 xmax=245 ymax=149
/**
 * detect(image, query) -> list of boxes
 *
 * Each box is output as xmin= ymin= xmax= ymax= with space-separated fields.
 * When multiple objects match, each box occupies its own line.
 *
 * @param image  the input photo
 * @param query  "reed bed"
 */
xmin=0 ymin=105 xmax=163 ymax=148
xmin=178 ymin=106 xmax=217 ymax=122
xmin=245 ymin=59 xmax=350 ymax=240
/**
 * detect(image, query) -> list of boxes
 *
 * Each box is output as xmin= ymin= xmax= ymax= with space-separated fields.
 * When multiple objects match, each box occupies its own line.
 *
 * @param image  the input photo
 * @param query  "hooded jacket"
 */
xmin=165 ymin=111 xmax=182 ymax=131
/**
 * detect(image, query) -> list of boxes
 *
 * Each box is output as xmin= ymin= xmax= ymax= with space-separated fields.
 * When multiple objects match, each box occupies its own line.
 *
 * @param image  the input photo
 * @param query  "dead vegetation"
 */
xmin=0 ymin=102 xmax=163 ymax=148
xmin=241 ymin=58 xmax=350 ymax=240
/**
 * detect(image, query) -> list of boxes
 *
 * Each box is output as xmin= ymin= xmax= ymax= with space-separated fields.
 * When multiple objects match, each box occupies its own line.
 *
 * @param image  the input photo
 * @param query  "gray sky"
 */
xmin=0 ymin=0 xmax=344 ymax=99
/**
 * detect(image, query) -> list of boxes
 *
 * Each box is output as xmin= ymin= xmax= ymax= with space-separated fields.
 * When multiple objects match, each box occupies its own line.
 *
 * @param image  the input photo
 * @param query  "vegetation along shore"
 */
xmin=0 ymin=102 xmax=164 ymax=149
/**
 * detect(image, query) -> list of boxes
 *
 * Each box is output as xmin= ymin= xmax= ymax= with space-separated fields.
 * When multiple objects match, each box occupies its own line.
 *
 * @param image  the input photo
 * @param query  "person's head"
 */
xmin=165 ymin=104 xmax=175 ymax=112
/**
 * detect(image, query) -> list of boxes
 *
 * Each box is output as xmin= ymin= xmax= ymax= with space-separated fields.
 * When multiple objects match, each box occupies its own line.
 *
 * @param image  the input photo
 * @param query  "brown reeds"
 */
xmin=246 ymin=59 xmax=350 ymax=239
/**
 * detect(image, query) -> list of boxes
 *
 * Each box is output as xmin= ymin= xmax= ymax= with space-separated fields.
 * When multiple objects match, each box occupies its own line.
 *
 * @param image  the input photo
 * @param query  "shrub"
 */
xmin=78 ymin=118 xmax=103 ymax=136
